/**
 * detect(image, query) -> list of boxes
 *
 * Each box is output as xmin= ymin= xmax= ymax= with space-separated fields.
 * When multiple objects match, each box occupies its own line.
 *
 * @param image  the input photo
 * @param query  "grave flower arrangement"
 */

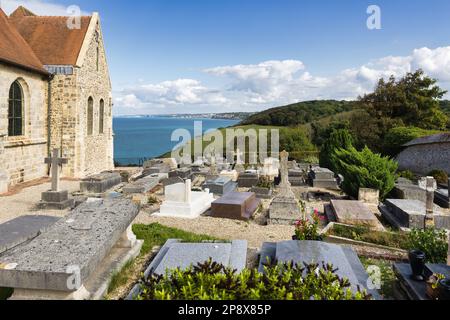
xmin=293 ymin=209 xmax=324 ymax=241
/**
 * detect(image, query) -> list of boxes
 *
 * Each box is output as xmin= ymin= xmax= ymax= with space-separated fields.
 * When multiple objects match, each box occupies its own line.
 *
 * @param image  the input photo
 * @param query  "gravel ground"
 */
xmin=0 ymin=180 xmax=80 ymax=224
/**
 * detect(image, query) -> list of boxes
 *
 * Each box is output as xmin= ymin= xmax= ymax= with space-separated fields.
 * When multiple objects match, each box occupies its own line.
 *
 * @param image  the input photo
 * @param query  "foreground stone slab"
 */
xmin=380 ymin=199 xmax=450 ymax=230
xmin=0 ymin=198 xmax=140 ymax=299
xmin=80 ymin=171 xmax=122 ymax=194
xmin=211 ymin=192 xmax=260 ymax=220
xmin=0 ymin=216 xmax=59 ymax=255
xmin=326 ymin=200 xmax=383 ymax=230
xmin=259 ymin=241 xmax=381 ymax=299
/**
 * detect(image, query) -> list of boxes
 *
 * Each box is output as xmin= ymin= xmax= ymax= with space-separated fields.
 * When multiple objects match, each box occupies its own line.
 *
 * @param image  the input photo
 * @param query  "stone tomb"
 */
xmin=380 ymin=199 xmax=450 ymax=230
xmin=211 ymin=192 xmax=260 ymax=220
xmin=168 ymin=167 xmax=192 ymax=180
xmin=122 ymin=174 xmax=162 ymax=195
xmin=80 ymin=171 xmax=122 ymax=194
xmin=237 ymin=171 xmax=259 ymax=188
xmin=288 ymin=168 xmax=305 ymax=186
xmin=203 ymin=176 xmax=237 ymax=196
xmin=0 ymin=216 xmax=59 ymax=255
xmin=325 ymin=200 xmax=383 ymax=230
xmin=392 ymin=183 xmax=427 ymax=203
xmin=0 ymin=198 xmax=142 ymax=300
xmin=435 ymin=178 xmax=450 ymax=209
xmin=155 ymin=179 xmax=214 ymax=219
xmin=127 ymin=239 xmax=247 ymax=299
xmin=308 ymin=167 xmax=339 ymax=190
xmin=219 ymin=169 xmax=239 ymax=182
xmin=258 ymin=241 xmax=381 ymax=299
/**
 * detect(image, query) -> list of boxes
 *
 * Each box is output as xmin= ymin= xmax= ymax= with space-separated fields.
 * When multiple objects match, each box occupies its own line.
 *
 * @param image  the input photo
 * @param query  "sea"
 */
xmin=113 ymin=117 xmax=239 ymax=166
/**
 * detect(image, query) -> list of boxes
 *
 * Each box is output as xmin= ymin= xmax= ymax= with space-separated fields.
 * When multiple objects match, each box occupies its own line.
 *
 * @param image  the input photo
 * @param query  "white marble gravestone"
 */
xmin=156 ymin=179 xmax=214 ymax=219
xmin=260 ymin=157 xmax=280 ymax=180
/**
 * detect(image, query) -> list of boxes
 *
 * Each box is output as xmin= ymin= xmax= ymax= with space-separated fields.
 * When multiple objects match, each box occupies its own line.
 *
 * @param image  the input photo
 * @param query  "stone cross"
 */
xmin=424 ymin=176 xmax=436 ymax=229
xmin=45 ymin=148 xmax=68 ymax=192
xmin=209 ymin=150 xmax=218 ymax=175
xmin=278 ymin=150 xmax=295 ymax=198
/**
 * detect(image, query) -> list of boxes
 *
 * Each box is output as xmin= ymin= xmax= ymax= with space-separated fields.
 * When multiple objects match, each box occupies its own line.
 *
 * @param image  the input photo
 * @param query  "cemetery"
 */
xmin=1 ymin=147 xmax=450 ymax=301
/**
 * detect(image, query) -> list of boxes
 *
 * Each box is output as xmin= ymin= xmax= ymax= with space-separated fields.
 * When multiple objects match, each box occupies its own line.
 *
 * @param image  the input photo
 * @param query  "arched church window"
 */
xmin=8 ymin=81 xmax=23 ymax=136
xmin=87 ymin=97 xmax=94 ymax=135
xmin=99 ymin=99 xmax=104 ymax=134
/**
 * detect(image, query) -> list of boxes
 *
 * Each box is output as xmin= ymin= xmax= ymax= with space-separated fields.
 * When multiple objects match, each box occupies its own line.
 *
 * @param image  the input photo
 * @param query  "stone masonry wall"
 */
xmin=75 ymin=21 xmax=114 ymax=177
xmin=397 ymin=143 xmax=450 ymax=175
xmin=0 ymin=63 xmax=48 ymax=187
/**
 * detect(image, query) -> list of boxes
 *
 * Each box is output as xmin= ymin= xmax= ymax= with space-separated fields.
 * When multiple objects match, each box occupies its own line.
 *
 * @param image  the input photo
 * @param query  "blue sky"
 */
xmin=2 ymin=0 xmax=450 ymax=115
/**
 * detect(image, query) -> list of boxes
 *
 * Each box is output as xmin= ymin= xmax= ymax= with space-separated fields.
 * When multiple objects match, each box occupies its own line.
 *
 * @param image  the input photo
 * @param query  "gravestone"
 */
xmin=358 ymin=188 xmax=380 ymax=205
xmin=203 ymin=177 xmax=237 ymax=196
xmin=0 ymin=198 xmax=142 ymax=300
xmin=379 ymin=199 xmax=450 ymax=230
xmin=168 ymin=167 xmax=192 ymax=180
xmin=325 ymin=200 xmax=383 ymax=230
xmin=122 ymin=174 xmax=161 ymax=194
xmin=162 ymin=177 xmax=184 ymax=188
xmin=39 ymin=149 xmax=74 ymax=210
xmin=126 ymin=239 xmax=247 ymax=298
xmin=0 ymin=216 xmax=59 ymax=255
xmin=269 ymin=151 xmax=301 ymax=225
xmin=233 ymin=149 xmax=245 ymax=173
xmin=259 ymin=241 xmax=381 ymax=299
xmin=308 ymin=167 xmax=339 ymax=190
xmin=288 ymin=168 xmax=305 ymax=186
xmin=260 ymin=158 xmax=280 ymax=180
xmin=211 ymin=192 xmax=260 ymax=220
xmin=250 ymin=186 xmax=273 ymax=199
xmin=435 ymin=178 xmax=450 ymax=209
xmin=237 ymin=171 xmax=259 ymax=188
xmin=393 ymin=183 xmax=427 ymax=203
xmin=80 ymin=171 xmax=122 ymax=194
xmin=155 ymin=179 xmax=214 ymax=219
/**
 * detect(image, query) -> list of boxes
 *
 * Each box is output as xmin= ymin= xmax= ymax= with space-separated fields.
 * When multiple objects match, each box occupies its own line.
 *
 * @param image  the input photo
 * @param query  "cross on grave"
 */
xmin=425 ymin=176 xmax=437 ymax=229
xmin=45 ymin=149 xmax=68 ymax=192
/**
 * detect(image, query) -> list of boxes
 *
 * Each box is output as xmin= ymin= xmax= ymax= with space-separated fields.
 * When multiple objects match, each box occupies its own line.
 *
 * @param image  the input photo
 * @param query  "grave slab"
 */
xmin=237 ymin=172 xmax=259 ymax=188
xmin=168 ymin=167 xmax=192 ymax=180
xmin=393 ymin=184 xmax=427 ymax=203
xmin=0 ymin=216 xmax=59 ymax=255
xmin=259 ymin=241 xmax=381 ymax=299
xmin=211 ymin=192 xmax=260 ymax=220
xmin=80 ymin=171 xmax=122 ymax=194
xmin=122 ymin=175 xmax=160 ymax=194
xmin=0 ymin=198 xmax=140 ymax=299
xmin=203 ymin=177 xmax=237 ymax=196
xmin=327 ymin=200 xmax=383 ymax=230
xmin=308 ymin=167 xmax=339 ymax=190
xmin=435 ymin=188 xmax=449 ymax=209
xmin=380 ymin=199 xmax=450 ymax=230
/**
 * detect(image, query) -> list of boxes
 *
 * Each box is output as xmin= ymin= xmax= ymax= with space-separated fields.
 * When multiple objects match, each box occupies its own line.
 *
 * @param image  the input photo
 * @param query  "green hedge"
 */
xmin=383 ymin=126 xmax=441 ymax=156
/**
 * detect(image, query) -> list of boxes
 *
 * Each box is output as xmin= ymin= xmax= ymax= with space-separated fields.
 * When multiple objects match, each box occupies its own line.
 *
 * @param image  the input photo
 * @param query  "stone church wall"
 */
xmin=0 ymin=63 xmax=48 ymax=188
xmin=396 ymin=143 xmax=450 ymax=175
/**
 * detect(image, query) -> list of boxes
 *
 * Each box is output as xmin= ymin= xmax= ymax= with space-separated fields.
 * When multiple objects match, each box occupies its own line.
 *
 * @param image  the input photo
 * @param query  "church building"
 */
xmin=0 ymin=6 xmax=114 ymax=193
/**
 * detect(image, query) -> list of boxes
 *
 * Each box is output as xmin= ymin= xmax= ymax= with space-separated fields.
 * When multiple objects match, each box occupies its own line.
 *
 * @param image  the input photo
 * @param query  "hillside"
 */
xmin=239 ymin=100 xmax=359 ymax=127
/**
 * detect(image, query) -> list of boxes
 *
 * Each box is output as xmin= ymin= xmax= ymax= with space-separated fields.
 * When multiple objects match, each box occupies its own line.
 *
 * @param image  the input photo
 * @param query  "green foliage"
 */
xmin=383 ymin=126 xmax=441 ymax=156
xmin=407 ymin=228 xmax=448 ymax=264
xmin=398 ymin=170 xmax=415 ymax=181
xmin=328 ymin=224 xmax=410 ymax=250
xmin=359 ymin=258 xmax=396 ymax=299
xmin=311 ymin=120 xmax=350 ymax=147
xmin=241 ymin=100 xmax=357 ymax=127
xmin=360 ymin=70 xmax=448 ymax=130
xmin=136 ymin=259 xmax=371 ymax=300
xmin=331 ymin=146 xmax=398 ymax=199
xmin=147 ymin=195 xmax=159 ymax=205
xmin=319 ymin=129 xmax=354 ymax=171
xmin=279 ymin=127 xmax=318 ymax=162
xmin=256 ymin=176 xmax=273 ymax=189
xmin=427 ymin=170 xmax=449 ymax=185
xmin=0 ymin=288 xmax=13 ymax=300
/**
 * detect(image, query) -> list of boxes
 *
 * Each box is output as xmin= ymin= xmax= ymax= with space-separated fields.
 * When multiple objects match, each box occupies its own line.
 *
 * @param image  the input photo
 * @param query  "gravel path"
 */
xmin=0 ymin=180 xmax=80 ymax=224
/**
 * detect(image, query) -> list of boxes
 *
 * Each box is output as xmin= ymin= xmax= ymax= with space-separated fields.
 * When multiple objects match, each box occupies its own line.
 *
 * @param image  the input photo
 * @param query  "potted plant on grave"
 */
xmin=293 ymin=209 xmax=325 ymax=241
xmin=427 ymin=274 xmax=450 ymax=300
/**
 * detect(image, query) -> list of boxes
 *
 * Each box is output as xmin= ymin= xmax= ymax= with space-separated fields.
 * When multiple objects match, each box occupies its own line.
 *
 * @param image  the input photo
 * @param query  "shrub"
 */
xmin=319 ymin=129 xmax=354 ymax=172
xmin=398 ymin=170 xmax=415 ymax=181
xmin=427 ymin=170 xmax=449 ymax=185
xmin=331 ymin=146 xmax=398 ymax=200
xmin=407 ymin=228 xmax=448 ymax=264
xmin=136 ymin=259 xmax=371 ymax=300
xmin=279 ymin=127 xmax=317 ymax=162
xmin=383 ymin=126 xmax=441 ymax=156
xmin=147 ymin=195 xmax=159 ymax=205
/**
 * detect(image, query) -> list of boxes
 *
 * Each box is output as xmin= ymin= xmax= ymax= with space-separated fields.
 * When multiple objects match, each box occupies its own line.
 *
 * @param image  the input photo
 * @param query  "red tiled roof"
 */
xmin=9 ymin=7 xmax=92 ymax=66
xmin=0 ymin=8 xmax=47 ymax=75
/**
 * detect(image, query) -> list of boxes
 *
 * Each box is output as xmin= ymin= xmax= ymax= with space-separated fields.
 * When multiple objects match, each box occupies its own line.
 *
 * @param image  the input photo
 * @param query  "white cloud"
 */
xmin=114 ymin=46 xmax=450 ymax=115
xmin=0 ymin=0 xmax=90 ymax=16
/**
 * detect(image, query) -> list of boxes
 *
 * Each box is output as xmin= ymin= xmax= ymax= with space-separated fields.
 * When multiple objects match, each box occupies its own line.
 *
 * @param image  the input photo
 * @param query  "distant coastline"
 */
xmin=114 ymin=112 xmax=255 ymax=121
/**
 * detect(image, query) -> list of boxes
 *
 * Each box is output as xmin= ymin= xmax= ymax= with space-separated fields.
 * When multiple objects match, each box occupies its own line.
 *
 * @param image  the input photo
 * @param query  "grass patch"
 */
xmin=0 ymin=288 xmax=13 ymax=300
xmin=327 ymin=224 xmax=410 ymax=250
xmin=106 ymin=223 xmax=218 ymax=297
xmin=360 ymin=257 xmax=396 ymax=300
